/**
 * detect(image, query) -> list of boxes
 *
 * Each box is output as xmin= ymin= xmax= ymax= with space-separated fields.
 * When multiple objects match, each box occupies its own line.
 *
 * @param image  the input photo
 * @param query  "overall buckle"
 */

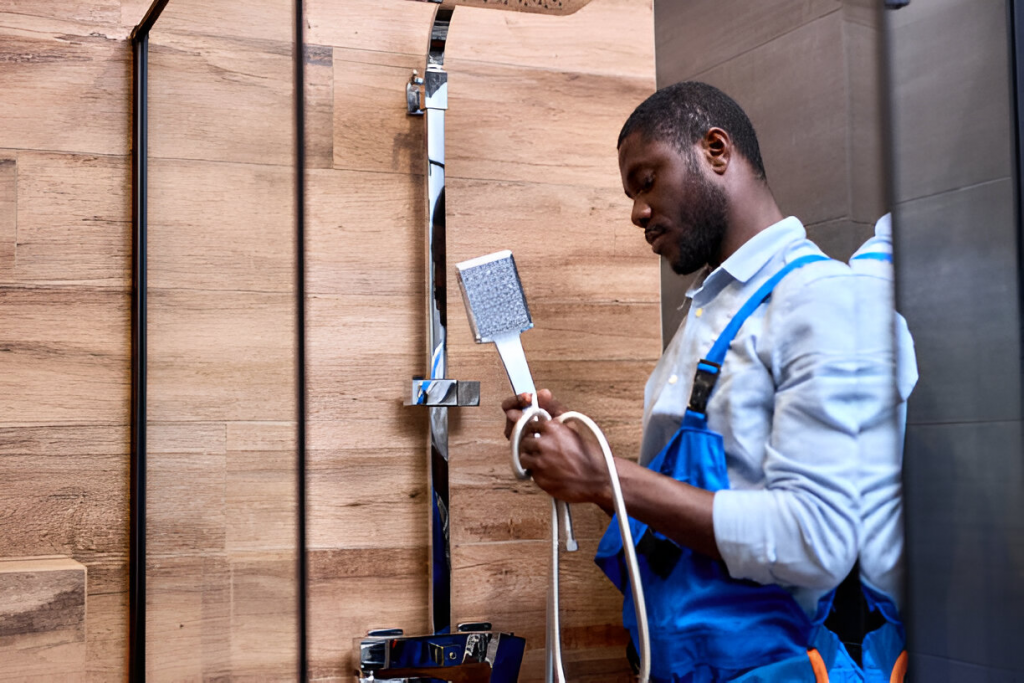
xmin=687 ymin=359 xmax=722 ymax=414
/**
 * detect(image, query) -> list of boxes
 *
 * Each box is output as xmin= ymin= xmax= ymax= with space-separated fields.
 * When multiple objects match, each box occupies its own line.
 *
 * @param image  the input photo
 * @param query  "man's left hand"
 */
xmin=517 ymin=413 xmax=614 ymax=508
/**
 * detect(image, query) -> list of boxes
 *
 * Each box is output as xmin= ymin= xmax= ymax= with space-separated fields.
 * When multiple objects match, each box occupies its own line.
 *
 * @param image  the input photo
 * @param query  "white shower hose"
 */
xmin=511 ymin=406 xmax=651 ymax=683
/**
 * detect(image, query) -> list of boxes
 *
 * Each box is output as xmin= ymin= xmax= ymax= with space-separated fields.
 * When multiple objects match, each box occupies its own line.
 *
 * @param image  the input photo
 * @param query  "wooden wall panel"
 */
xmin=445 ymin=0 xmax=653 ymax=78
xmin=0 ymin=287 xmax=129 ymax=426
xmin=306 ymin=0 xmax=435 ymax=57
xmin=1 ymin=0 xmax=121 ymax=27
xmin=0 ymin=557 xmax=88 ymax=681
xmin=8 ymin=153 xmax=129 ymax=286
xmin=0 ymin=158 xmax=14 ymax=278
xmin=2 ymin=1 xmax=656 ymax=680
xmin=144 ymin=3 xmax=300 ymax=680
xmin=446 ymin=59 xmax=651 ymax=188
xmin=0 ymin=7 xmax=130 ymax=677
xmin=147 ymin=159 xmax=294 ymax=293
xmin=148 ymin=33 xmax=294 ymax=167
xmin=307 ymin=0 xmax=657 ymax=679
xmin=0 ymin=14 xmax=129 ymax=156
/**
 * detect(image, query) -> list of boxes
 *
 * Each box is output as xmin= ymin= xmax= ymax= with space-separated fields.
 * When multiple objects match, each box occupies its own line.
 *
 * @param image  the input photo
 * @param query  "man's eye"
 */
xmin=642 ymin=176 xmax=654 ymax=191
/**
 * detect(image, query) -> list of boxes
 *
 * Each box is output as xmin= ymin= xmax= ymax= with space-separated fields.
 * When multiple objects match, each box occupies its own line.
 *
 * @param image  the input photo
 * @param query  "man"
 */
xmin=503 ymin=82 xmax=888 ymax=681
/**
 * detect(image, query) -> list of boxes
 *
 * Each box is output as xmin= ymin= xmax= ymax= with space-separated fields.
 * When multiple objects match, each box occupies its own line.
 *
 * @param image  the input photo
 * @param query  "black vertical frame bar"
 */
xmin=129 ymin=29 xmax=148 ymax=683
xmin=131 ymin=0 xmax=309 ymax=678
xmin=295 ymin=0 xmax=309 ymax=678
xmin=128 ymin=2 xmax=169 ymax=680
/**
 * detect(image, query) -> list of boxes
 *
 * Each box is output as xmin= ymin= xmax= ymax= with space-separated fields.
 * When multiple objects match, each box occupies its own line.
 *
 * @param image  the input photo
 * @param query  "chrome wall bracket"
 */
xmin=405 ymin=378 xmax=480 ymax=407
xmin=406 ymin=71 xmax=424 ymax=116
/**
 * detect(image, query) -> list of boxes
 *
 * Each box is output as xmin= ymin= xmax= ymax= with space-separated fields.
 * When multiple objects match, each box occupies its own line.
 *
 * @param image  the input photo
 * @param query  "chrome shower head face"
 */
xmin=456 ymin=250 xmax=533 ymax=344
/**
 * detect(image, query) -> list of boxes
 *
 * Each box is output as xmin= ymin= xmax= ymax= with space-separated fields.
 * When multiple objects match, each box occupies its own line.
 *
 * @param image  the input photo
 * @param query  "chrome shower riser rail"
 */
xmin=422 ymin=4 xmax=454 ymax=635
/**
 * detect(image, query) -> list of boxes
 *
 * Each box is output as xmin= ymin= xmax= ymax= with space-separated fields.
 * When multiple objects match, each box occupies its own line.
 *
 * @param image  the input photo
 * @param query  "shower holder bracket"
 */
xmin=407 ymin=71 xmax=425 ymax=116
xmin=405 ymin=377 xmax=480 ymax=407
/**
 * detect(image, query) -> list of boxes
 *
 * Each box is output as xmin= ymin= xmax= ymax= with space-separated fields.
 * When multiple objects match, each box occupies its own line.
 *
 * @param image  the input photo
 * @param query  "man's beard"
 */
xmin=669 ymin=157 xmax=728 ymax=275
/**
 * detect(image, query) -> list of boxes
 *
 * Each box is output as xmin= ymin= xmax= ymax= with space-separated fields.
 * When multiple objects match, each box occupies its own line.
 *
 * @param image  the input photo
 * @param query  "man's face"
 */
xmin=618 ymin=132 xmax=728 ymax=275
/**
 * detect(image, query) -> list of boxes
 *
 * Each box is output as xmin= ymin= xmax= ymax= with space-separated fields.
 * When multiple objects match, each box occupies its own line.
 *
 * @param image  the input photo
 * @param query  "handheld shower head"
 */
xmin=455 ymin=250 xmax=652 ymax=683
xmin=456 ymin=250 xmax=537 ymax=401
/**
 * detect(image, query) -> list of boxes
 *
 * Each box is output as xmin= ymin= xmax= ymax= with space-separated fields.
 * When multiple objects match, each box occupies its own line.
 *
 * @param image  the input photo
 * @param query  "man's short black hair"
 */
xmin=618 ymin=81 xmax=767 ymax=182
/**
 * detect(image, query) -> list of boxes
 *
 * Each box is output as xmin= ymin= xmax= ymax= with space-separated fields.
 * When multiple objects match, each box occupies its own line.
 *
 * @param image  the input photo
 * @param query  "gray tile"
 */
xmin=694 ymin=13 xmax=850 ymax=227
xmin=886 ymin=0 xmax=1014 ymax=202
xmin=910 ymin=654 xmax=1021 ymax=683
xmin=844 ymin=18 xmax=888 ymax=224
xmin=806 ymin=218 xmax=876 ymax=261
xmin=654 ymin=0 xmax=840 ymax=84
xmin=903 ymin=421 xmax=1024 ymax=673
xmin=894 ymin=179 xmax=1021 ymax=424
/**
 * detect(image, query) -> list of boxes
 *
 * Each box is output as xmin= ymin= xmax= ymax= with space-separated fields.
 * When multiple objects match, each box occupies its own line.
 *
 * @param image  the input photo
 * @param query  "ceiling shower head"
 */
xmin=407 ymin=0 xmax=593 ymax=16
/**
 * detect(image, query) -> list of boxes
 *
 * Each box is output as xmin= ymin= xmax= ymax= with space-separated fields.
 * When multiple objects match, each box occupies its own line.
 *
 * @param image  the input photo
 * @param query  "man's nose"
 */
xmin=631 ymin=199 xmax=651 ymax=229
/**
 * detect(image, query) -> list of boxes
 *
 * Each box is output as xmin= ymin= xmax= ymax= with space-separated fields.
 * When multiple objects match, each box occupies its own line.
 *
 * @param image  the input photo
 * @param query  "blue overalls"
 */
xmin=595 ymin=254 xmax=861 ymax=683
xmin=849 ymin=249 xmax=908 ymax=683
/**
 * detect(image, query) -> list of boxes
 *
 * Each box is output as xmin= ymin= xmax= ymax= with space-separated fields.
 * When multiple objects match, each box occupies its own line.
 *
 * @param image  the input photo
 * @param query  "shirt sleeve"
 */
xmin=713 ymin=272 xmax=862 ymax=591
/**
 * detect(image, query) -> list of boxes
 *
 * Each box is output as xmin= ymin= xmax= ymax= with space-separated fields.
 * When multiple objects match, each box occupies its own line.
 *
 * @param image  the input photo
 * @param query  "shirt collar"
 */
xmin=683 ymin=216 xmax=806 ymax=303
xmin=719 ymin=216 xmax=806 ymax=283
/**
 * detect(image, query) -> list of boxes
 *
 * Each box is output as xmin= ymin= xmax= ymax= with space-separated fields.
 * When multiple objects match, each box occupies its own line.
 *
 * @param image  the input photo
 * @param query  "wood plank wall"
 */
xmin=305 ymin=0 xmax=657 ymax=680
xmin=0 ymin=3 xmax=132 ymax=679
xmin=135 ymin=0 xmax=300 ymax=679
xmin=1 ymin=0 xmax=655 ymax=680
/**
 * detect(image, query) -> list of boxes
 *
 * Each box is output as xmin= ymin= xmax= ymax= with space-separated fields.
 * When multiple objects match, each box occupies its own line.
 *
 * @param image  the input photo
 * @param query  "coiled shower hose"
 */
xmin=510 ymin=405 xmax=651 ymax=683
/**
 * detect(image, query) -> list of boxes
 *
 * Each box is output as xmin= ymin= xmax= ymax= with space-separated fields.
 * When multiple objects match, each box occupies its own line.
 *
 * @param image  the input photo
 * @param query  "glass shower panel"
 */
xmin=145 ymin=1 xmax=299 ymax=679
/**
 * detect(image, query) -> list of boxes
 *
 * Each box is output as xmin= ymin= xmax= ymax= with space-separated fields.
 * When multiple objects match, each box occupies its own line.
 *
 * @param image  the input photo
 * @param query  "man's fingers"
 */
xmin=501 ymin=392 xmax=533 ymax=412
xmin=536 ymin=388 xmax=567 ymax=417
xmin=502 ymin=393 xmax=535 ymax=440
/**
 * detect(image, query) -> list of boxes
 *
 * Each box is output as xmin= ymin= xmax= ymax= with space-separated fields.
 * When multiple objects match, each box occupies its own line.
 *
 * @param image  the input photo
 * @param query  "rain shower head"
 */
xmin=407 ymin=0 xmax=593 ymax=15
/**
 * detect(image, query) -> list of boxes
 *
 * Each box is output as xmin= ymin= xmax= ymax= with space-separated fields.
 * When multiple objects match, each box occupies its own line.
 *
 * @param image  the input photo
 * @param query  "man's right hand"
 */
xmin=501 ymin=388 xmax=567 ymax=440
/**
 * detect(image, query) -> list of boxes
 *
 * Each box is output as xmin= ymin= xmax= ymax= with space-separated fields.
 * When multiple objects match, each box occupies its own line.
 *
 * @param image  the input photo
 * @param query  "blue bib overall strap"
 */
xmin=850 ymin=252 xmax=892 ymax=263
xmin=597 ymin=254 xmax=864 ymax=683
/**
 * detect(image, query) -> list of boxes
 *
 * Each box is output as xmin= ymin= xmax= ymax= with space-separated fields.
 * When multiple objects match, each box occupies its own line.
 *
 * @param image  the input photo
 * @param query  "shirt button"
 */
xmin=695 ymin=307 xmax=703 ymax=318
xmin=668 ymin=374 xmax=678 ymax=385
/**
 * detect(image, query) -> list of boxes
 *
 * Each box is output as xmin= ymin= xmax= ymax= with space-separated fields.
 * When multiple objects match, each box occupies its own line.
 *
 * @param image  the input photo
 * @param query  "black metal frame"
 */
xmin=129 ymin=1 xmax=168 ymax=677
xmin=294 ymin=0 xmax=309 ymax=677
xmin=129 ymin=1 xmax=308 ymax=679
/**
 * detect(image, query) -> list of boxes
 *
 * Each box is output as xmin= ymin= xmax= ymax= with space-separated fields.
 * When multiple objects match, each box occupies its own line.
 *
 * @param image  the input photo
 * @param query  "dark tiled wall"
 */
xmin=653 ymin=0 xmax=886 ymax=344
xmin=888 ymin=0 xmax=1024 ymax=678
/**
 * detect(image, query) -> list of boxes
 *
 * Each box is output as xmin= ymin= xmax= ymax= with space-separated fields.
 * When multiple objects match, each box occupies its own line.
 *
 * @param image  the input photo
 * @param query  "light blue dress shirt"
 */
xmin=641 ymin=216 xmax=870 ymax=615
xmin=849 ymin=213 xmax=918 ymax=610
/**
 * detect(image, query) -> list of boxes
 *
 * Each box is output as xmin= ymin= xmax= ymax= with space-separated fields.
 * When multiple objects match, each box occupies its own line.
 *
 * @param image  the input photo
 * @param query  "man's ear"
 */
xmin=702 ymin=127 xmax=731 ymax=176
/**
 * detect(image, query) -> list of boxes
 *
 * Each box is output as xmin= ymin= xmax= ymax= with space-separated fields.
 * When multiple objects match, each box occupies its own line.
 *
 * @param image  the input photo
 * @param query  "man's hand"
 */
xmin=499 ymin=389 xmax=721 ymax=559
xmin=501 ymin=389 xmax=566 ymax=439
xmin=501 ymin=390 xmax=612 ymax=506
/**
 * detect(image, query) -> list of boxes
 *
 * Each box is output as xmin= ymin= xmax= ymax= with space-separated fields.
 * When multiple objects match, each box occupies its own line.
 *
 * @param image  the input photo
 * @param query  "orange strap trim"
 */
xmin=890 ymin=650 xmax=908 ymax=683
xmin=807 ymin=648 xmax=829 ymax=683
